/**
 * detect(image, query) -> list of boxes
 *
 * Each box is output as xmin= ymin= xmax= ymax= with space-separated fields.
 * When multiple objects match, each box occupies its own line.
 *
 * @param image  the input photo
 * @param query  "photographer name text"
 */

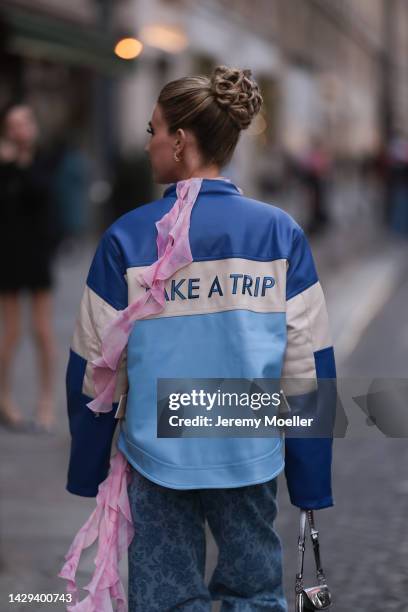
xmin=168 ymin=415 xmax=314 ymax=429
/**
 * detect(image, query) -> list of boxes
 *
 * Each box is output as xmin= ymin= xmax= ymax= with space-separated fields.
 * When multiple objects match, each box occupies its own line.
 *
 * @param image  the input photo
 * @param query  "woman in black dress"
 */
xmin=0 ymin=103 xmax=57 ymax=431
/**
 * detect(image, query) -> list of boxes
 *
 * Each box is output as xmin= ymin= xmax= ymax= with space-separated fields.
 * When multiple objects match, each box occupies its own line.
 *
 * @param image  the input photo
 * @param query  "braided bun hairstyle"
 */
xmin=157 ymin=65 xmax=263 ymax=168
xmin=210 ymin=65 xmax=263 ymax=130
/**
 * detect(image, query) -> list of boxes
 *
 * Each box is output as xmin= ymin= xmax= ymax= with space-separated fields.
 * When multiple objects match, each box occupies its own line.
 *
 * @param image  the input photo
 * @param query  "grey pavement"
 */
xmin=1 ymin=224 xmax=408 ymax=612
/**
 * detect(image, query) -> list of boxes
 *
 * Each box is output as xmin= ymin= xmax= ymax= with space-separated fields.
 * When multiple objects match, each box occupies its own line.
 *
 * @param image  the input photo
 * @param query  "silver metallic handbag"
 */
xmin=295 ymin=510 xmax=332 ymax=611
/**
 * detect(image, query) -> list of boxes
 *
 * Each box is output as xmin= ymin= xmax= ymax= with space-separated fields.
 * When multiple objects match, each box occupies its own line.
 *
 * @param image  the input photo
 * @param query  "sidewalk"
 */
xmin=310 ymin=223 xmax=408 ymax=367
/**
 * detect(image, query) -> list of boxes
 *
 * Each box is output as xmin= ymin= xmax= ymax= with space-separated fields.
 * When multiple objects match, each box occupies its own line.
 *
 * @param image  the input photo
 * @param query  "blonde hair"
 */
xmin=157 ymin=65 xmax=263 ymax=167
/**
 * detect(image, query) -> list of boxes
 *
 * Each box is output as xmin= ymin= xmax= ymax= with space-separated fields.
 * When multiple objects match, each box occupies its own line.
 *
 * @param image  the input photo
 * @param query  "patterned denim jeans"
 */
xmin=127 ymin=467 xmax=288 ymax=611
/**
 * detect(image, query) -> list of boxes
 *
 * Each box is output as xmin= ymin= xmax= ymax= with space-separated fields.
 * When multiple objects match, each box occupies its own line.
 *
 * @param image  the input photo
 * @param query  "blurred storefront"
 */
xmin=0 ymin=1 xmax=137 ymax=161
xmin=0 ymin=0 xmax=140 ymax=233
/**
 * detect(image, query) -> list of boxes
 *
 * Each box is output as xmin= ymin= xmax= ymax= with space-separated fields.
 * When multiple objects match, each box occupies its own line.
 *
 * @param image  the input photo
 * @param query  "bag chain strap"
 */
xmin=295 ymin=510 xmax=327 ymax=595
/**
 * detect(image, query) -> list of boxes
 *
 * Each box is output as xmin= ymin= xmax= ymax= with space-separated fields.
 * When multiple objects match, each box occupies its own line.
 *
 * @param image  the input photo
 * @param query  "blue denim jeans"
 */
xmin=127 ymin=467 xmax=288 ymax=611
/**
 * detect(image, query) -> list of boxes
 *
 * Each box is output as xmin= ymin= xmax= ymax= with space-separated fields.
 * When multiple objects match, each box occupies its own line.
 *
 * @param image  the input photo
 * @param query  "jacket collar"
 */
xmin=163 ymin=177 xmax=242 ymax=198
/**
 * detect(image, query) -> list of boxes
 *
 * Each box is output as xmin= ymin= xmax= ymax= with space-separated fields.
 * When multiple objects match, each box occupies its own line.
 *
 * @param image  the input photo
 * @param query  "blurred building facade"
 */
xmin=114 ymin=0 xmax=408 ymax=198
xmin=1 ymin=0 xmax=408 ymax=205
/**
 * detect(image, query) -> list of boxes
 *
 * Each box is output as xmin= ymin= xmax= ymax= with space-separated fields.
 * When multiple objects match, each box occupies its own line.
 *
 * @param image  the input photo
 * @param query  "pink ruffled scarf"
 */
xmin=58 ymin=177 xmax=203 ymax=611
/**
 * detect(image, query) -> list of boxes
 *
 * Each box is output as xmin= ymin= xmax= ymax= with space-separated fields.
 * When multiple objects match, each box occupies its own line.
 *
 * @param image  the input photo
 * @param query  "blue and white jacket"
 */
xmin=66 ymin=178 xmax=336 ymax=509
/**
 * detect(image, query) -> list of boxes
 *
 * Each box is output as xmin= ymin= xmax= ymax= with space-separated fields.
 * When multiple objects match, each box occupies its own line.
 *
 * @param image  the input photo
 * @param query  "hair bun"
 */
xmin=210 ymin=65 xmax=263 ymax=130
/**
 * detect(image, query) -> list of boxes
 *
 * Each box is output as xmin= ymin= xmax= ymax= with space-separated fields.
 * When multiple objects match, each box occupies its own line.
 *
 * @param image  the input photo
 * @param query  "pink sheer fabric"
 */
xmin=58 ymin=177 xmax=203 ymax=611
xmin=86 ymin=177 xmax=203 ymax=416
xmin=58 ymin=452 xmax=133 ymax=612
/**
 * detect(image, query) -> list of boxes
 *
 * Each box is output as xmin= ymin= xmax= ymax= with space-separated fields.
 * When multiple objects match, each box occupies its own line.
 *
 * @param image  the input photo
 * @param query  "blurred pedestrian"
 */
xmin=50 ymin=137 xmax=90 ymax=249
xmin=387 ymin=132 xmax=408 ymax=236
xmin=61 ymin=66 xmax=336 ymax=611
xmin=0 ymin=102 xmax=57 ymax=432
xmin=299 ymin=136 xmax=332 ymax=235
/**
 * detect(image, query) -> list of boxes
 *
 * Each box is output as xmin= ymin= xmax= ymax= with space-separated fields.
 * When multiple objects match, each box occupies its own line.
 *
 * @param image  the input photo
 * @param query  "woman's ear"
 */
xmin=174 ymin=128 xmax=186 ymax=153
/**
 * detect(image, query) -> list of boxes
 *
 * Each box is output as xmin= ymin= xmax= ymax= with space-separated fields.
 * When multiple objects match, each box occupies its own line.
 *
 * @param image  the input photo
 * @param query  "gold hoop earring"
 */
xmin=174 ymin=152 xmax=181 ymax=162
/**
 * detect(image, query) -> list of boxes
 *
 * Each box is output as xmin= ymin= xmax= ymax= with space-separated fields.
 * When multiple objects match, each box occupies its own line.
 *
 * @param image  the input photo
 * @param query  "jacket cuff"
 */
xmin=66 ymin=482 xmax=98 ymax=498
xmin=284 ymin=437 xmax=333 ymax=510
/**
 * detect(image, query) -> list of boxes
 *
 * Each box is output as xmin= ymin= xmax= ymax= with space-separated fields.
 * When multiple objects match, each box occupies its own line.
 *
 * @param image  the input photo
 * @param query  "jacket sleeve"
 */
xmin=65 ymin=229 xmax=129 ymax=497
xmin=282 ymin=226 xmax=336 ymax=510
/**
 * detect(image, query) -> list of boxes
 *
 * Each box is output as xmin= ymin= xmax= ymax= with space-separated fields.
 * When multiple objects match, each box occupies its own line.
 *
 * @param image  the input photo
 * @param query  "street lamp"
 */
xmin=114 ymin=37 xmax=143 ymax=60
